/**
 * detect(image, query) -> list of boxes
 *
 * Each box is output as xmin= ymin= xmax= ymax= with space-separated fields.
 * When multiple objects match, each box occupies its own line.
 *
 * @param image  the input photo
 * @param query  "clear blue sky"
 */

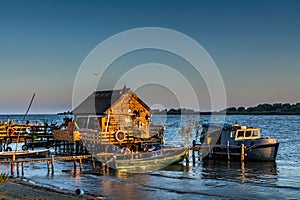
xmin=0 ymin=0 xmax=299 ymax=114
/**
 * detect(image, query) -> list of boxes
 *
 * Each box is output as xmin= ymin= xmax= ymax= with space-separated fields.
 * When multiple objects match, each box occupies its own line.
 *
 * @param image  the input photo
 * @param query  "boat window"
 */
xmin=237 ymin=131 xmax=244 ymax=138
xmin=245 ymin=131 xmax=252 ymax=137
xmin=230 ymin=131 xmax=236 ymax=138
xmin=253 ymin=130 xmax=259 ymax=137
xmin=88 ymin=117 xmax=99 ymax=130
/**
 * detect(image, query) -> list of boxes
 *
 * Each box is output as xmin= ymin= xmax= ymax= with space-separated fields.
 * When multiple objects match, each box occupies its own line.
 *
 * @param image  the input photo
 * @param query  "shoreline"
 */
xmin=0 ymin=177 xmax=103 ymax=200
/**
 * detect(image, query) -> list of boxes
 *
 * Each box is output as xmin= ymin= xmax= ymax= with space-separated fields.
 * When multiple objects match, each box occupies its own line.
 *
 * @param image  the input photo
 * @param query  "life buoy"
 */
xmin=115 ymin=130 xmax=126 ymax=142
xmin=22 ymin=145 xmax=28 ymax=151
xmin=6 ymin=147 xmax=12 ymax=152
xmin=8 ymin=127 xmax=15 ymax=136
xmin=7 ymin=139 xmax=12 ymax=144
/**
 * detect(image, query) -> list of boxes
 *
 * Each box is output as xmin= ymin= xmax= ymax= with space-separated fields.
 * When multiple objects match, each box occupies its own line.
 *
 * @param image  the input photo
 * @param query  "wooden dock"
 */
xmin=0 ymin=155 xmax=94 ymax=176
xmin=188 ymin=139 xmax=246 ymax=165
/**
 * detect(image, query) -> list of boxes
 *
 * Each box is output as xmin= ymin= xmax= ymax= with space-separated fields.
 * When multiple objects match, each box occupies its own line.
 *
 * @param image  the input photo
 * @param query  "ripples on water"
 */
xmin=0 ymin=114 xmax=299 ymax=199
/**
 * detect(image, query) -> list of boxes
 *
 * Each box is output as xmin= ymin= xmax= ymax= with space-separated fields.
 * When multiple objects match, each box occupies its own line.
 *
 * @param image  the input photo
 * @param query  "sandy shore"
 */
xmin=0 ymin=178 xmax=103 ymax=200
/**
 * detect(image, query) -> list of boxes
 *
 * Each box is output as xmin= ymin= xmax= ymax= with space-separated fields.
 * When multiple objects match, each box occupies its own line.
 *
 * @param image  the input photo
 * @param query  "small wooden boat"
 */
xmin=96 ymin=147 xmax=188 ymax=172
xmin=0 ymin=149 xmax=50 ymax=159
xmin=199 ymin=123 xmax=279 ymax=161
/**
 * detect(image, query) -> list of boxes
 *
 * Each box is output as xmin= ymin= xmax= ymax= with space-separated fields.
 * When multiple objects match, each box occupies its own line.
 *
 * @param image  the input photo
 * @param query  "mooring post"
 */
xmin=21 ymin=162 xmax=24 ymax=176
xmin=11 ymin=154 xmax=15 ymax=176
xmin=185 ymin=149 xmax=190 ymax=166
xmin=17 ymin=162 xmax=20 ymax=176
xmin=192 ymin=140 xmax=196 ymax=157
xmin=241 ymin=144 xmax=245 ymax=162
xmin=79 ymin=158 xmax=82 ymax=171
xmin=73 ymin=159 xmax=77 ymax=172
xmin=227 ymin=141 xmax=230 ymax=161
xmin=92 ymin=156 xmax=96 ymax=169
xmin=192 ymin=140 xmax=196 ymax=166
xmin=51 ymin=155 xmax=55 ymax=174
xmin=47 ymin=161 xmax=50 ymax=173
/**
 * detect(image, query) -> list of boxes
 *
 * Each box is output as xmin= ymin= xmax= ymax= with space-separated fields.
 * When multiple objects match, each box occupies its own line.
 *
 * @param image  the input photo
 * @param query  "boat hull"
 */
xmin=96 ymin=147 xmax=188 ymax=172
xmin=203 ymin=142 xmax=279 ymax=162
xmin=245 ymin=143 xmax=279 ymax=161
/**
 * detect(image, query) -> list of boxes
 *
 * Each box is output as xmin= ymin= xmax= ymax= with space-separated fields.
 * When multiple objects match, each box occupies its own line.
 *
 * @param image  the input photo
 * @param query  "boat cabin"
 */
xmin=200 ymin=123 xmax=261 ymax=146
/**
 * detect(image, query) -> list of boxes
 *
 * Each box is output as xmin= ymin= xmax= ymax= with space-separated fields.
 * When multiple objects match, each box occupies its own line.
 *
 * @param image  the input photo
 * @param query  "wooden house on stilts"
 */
xmin=72 ymin=87 xmax=164 ymax=151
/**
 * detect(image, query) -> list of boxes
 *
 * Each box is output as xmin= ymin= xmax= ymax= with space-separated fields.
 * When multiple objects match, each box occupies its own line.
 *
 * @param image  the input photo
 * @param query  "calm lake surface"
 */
xmin=0 ymin=114 xmax=299 ymax=199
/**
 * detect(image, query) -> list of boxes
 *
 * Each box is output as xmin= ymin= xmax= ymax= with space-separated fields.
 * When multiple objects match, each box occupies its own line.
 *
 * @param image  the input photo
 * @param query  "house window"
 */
xmin=76 ymin=117 xmax=87 ymax=129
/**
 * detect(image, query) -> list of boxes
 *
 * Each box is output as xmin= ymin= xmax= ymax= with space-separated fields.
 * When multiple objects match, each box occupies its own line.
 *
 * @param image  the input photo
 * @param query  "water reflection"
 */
xmin=201 ymin=160 xmax=278 ymax=184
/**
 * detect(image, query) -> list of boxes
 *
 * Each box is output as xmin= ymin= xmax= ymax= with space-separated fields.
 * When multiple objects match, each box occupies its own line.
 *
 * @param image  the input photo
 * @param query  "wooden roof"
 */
xmin=72 ymin=89 xmax=150 ymax=115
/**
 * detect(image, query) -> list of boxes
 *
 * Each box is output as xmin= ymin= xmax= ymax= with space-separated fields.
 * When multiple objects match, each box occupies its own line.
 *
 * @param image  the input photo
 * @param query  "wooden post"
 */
xmin=47 ymin=161 xmax=50 ymax=173
xmin=92 ymin=156 xmax=96 ymax=169
xmin=79 ymin=158 xmax=82 ymax=171
xmin=192 ymin=140 xmax=195 ymax=156
xmin=241 ymin=144 xmax=245 ymax=162
xmin=11 ymin=154 xmax=15 ymax=176
xmin=17 ymin=162 xmax=20 ymax=176
xmin=185 ymin=149 xmax=190 ymax=166
xmin=51 ymin=155 xmax=55 ymax=174
xmin=192 ymin=140 xmax=196 ymax=166
xmin=21 ymin=162 xmax=24 ymax=176
xmin=73 ymin=159 xmax=77 ymax=172
xmin=227 ymin=141 xmax=230 ymax=161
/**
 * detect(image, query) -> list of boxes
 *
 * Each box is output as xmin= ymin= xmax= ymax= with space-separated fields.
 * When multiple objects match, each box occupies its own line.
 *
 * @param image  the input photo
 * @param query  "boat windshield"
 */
xmin=235 ymin=129 xmax=260 ymax=140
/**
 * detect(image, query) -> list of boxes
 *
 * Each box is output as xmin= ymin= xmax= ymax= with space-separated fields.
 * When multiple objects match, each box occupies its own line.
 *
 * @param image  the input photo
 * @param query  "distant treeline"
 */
xmin=152 ymin=102 xmax=300 ymax=115
xmin=225 ymin=102 xmax=300 ymax=115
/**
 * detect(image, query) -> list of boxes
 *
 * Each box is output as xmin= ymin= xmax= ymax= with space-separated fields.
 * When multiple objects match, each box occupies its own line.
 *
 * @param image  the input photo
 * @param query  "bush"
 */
xmin=0 ymin=173 xmax=8 ymax=183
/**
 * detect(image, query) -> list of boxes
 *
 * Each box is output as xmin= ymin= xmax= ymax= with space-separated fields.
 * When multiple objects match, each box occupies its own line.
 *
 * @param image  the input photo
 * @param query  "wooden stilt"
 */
xmin=227 ymin=141 xmax=230 ymax=161
xmin=11 ymin=154 xmax=15 ymax=176
xmin=192 ymin=140 xmax=195 ymax=157
xmin=51 ymin=155 xmax=55 ymax=174
xmin=92 ymin=156 xmax=96 ymax=169
xmin=17 ymin=163 xmax=20 ymax=176
xmin=73 ymin=159 xmax=77 ymax=172
xmin=47 ymin=161 xmax=50 ymax=173
xmin=185 ymin=149 xmax=190 ymax=166
xmin=21 ymin=162 xmax=24 ymax=176
xmin=192 ymin=140 xmax=196 ymax=166
xmin=241 ymin=144 xmax=245 ymax=162
xmin=79 ymin=158 xmax=82 ymax=171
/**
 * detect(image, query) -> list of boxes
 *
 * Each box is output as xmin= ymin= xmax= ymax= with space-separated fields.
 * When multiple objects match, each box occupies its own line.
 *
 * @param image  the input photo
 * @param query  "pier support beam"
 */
xmin=21 ymin=162 xmax=24 ymax=176
xmin=227 ymin=141 xmax=230 ymax=161
xmin=192 ymin=140 xmax=196 ymax=166
xmin=73 ymin=159 xmax=77 ymax=172
xmin=47 ymin=161 xmax=50 ymax=173
xmin=17 ymin=163 xmax=20 ymax=176
xmin=79 ymin=158 xmax=82 ymax=171
xmin=11 ymin=154 xmax=15 ymax=176
xmin=185 ymin=149 xmax=190 ymax=166
xmin=51 ymin=155 xmax=55 ymax=174
xmin=92 ymin=156 xmax=96 ymax=169
xmin=241 ymin=144 xmax=245 ymax=162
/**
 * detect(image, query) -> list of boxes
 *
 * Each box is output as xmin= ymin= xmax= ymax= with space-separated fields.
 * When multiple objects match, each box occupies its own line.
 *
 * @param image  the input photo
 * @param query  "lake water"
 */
xmin=0 ymin=114 xmax=299 ymax=199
